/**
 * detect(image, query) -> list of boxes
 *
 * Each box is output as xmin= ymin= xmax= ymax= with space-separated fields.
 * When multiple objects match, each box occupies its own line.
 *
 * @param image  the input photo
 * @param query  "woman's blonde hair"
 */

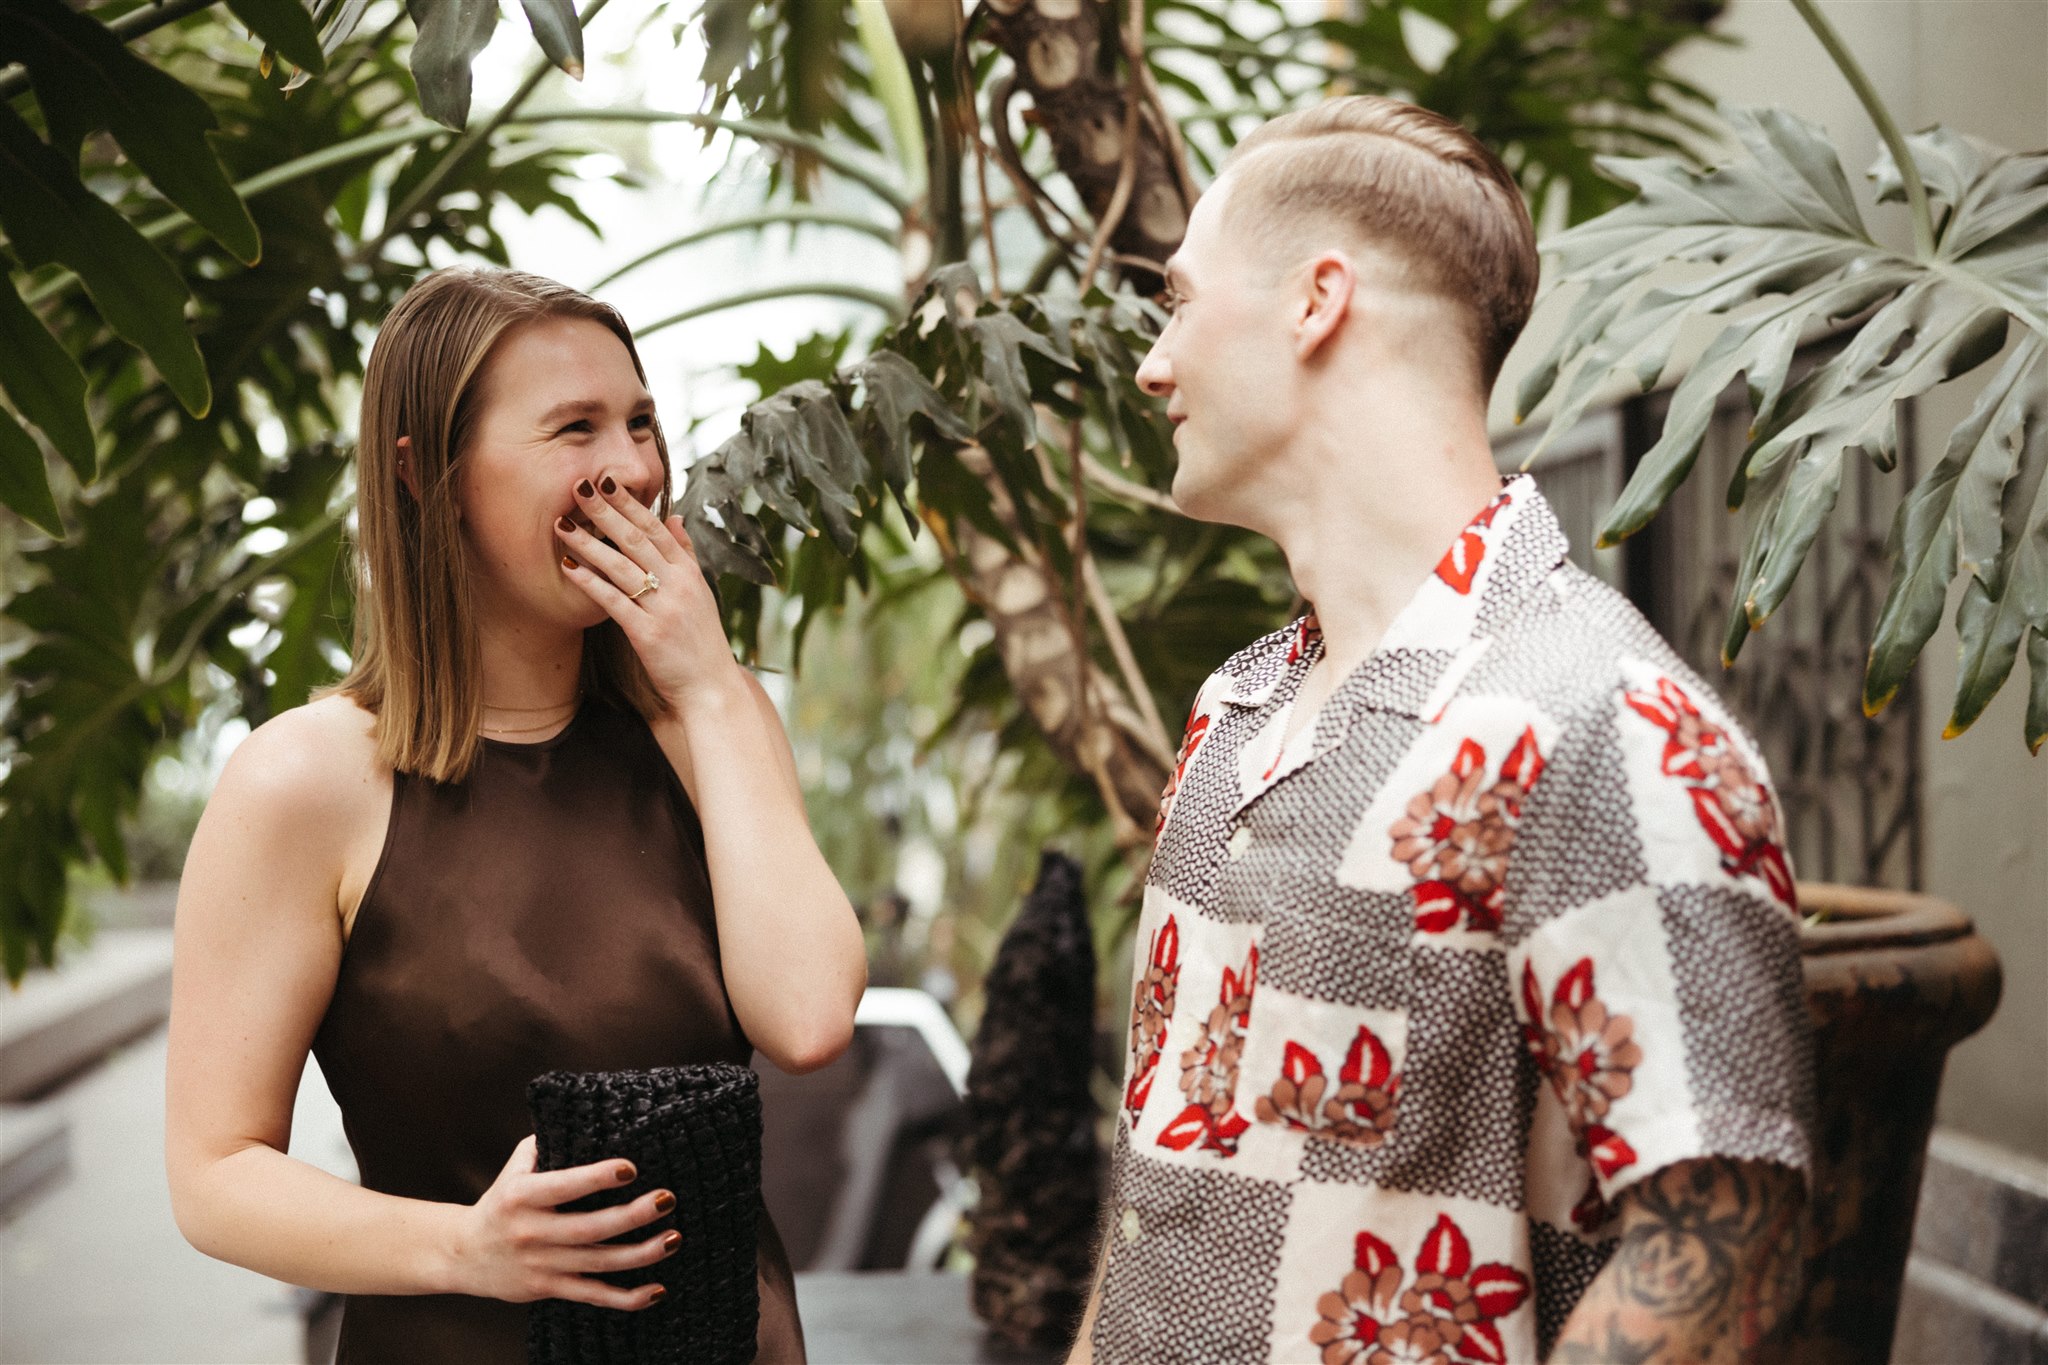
xmin=1225 ymin=96 xmax=1539 ymax=391
xmin=336 ymin=268 xmax=671 ymax=783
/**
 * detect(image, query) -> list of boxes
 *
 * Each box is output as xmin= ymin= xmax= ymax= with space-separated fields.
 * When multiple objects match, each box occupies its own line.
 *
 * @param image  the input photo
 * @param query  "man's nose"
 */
xmin=1135 ymin=345 xmax=1173 ymax=398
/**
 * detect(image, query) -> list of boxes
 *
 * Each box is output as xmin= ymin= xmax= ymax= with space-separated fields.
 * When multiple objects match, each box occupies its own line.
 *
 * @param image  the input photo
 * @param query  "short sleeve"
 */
xmin=1506 ymin=663 xmax=1816 ymax=1230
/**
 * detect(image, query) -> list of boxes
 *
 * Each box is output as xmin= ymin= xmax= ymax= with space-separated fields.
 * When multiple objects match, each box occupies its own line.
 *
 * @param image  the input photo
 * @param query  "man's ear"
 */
xmin=1296 ymin=251 xmax=1354 ymax=361
xmin=394 ymin=435 xmax=421 ymax=501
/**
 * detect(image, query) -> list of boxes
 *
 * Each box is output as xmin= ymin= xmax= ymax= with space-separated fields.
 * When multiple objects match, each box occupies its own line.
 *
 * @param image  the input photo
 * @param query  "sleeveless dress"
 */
xmin=310 ymin=698 xmax=806 ymax=1362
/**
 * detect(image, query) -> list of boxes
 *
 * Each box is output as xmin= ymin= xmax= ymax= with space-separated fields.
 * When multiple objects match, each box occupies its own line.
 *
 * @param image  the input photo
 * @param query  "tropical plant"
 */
xmin=0 ymin=0 xmax=1730 ymax=978
xmin=673 ymin=0 xmax=1734 ymax=904
xmin=1514 ymin=0 xmax=2048 ymax=752
xmin=0 ymin=0 xmax=620 ymax=977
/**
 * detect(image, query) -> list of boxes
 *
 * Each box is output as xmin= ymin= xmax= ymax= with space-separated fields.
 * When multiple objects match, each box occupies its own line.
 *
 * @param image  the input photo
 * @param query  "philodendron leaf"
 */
xmin=972 ymin=311 xmax=1078 ymax=446
xmin=1865 ymin=335 xmax=2042 ymax=716
xmin=517 ymin=0 xmax=584 ymax=78
xmin=407 ymin=0 xmax=502 ymax=129
xmin=0 ymin=0 xmax=260 ymax=264
xmin=0 ymin=274 xmax=95 ymax=481
xmin=225 ymin=0 xmax=328 ymax=74
xmin=1525 ymin=100 xmax=2048 ymax=740
xmin=0 ymin=104 xmax=210 ymax=416
xmin=850 ymin=349 xmax=971 ymax=494
xmin=0 ymin=406 xmax=63 ymax=536
xmin=1948 ymin=447 xmax=2048 ymax=742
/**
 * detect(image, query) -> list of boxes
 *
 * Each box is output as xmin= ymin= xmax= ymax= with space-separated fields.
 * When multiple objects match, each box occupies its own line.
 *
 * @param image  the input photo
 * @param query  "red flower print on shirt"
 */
xmin=1623 ymin=675 xmax=1796 ymax=909
xmin=1308 ymin=1214 xmax=1531 ymax=1365
xmin=1433 ymin=491 xmax=1512 ymax=594
xmin=1124 ymin=915 xmax=1180 ymax=1125
xmin=1388 ymin=729 xmax=1545 ymax=934
xmin=1255 ymin=1022 xmax=1401 ymax=1147
xmin=1155 ymin=701 xmax=1213 ymax=839
xmin=1521 ymin=957 xmax=1643 ymax=1231
xmin=1158 ymin=944 xmax=1257 ymax=1156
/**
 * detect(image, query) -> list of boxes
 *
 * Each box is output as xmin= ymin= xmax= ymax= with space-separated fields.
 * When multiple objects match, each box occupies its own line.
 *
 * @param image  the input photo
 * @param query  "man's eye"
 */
xmin=558 ymin=420 xmax=592 ymax=436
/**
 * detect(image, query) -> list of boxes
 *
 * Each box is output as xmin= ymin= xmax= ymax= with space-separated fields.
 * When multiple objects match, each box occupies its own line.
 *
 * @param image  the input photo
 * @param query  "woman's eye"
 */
xmin=558 ymin=420 xmax=592 ymax=436
xmin=630 ymin=415 xmax=655 ymax=432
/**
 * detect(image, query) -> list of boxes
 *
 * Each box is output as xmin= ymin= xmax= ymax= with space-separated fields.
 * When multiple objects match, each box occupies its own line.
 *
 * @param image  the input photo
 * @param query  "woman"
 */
xmin=164 ymin=269 xmax=866 ymax=1361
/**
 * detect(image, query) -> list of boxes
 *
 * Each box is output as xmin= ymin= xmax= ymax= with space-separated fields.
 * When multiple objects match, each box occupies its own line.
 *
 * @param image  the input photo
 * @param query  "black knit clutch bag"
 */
xmin=526 ymin=1065 xmax=762 ymax=1365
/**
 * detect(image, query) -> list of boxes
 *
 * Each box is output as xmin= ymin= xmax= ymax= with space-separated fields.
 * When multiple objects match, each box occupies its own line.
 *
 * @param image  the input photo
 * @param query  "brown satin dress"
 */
xmin=311 ymin=698 xmax=805 ymax=1363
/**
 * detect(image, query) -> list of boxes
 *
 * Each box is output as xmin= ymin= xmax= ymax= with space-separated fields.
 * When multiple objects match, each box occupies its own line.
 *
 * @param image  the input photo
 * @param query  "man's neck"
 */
xmin=1264 ymin=382 xmax=1502 ymax=680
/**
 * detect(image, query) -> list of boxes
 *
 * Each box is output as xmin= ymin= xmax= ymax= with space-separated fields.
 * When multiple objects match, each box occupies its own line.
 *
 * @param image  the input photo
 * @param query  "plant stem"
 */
xmin=1787 ymin=0 xmax=1935 ymax=258
xmin=635 ymin=283 xmax=905 ymax=338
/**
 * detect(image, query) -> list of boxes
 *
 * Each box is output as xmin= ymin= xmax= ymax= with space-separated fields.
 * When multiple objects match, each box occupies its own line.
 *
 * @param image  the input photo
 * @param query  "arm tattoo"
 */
xmin=1547 ymin=1158 xmax=1805 ymax=1364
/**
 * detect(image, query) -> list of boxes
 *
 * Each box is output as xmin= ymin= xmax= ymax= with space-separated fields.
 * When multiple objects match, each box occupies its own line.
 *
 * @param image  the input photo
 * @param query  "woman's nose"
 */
xmin=593 ymin=436 xmax=662 ymax=505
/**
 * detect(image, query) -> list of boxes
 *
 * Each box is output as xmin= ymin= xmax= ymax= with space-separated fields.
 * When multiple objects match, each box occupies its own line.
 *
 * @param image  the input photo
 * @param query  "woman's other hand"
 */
xmin=556 ymin=476 xmax=736 ymax=706
xmin=445 ymin=1135 xmax=679 ymax=1309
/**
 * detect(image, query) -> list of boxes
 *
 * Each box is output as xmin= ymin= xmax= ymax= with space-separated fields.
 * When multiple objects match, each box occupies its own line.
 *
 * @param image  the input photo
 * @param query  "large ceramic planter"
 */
xmin=1782 ymin=884 xmax=2002 ymax=1364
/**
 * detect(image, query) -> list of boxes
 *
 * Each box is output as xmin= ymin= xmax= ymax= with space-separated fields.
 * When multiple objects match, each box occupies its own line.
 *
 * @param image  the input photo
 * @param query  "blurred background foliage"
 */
xmin=0 ymin=0 xmax=1732 ymax=1017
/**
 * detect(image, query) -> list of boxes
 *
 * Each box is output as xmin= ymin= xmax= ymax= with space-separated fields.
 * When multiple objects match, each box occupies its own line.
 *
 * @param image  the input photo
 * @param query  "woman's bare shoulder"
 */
xmin=211 ymin=692 xmax=389 ymax=828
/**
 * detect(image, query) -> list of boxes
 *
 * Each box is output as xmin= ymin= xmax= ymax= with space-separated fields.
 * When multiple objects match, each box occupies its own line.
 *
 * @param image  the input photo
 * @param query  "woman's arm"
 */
xmin=651 ymin=670 xmax=868 ymax=1075
xmin=1547 ymin=1157 xmax=1805 ymax=1363
xmin=165 ymin=703 xmax=676 ymax=1306
xmin=558 ymin=479 xmax=867 ymax=1076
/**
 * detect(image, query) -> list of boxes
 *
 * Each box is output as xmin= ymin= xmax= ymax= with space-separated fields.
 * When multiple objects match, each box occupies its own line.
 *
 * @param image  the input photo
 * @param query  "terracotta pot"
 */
xmin=1782 ymin=884 xmax=2002 ymax=1364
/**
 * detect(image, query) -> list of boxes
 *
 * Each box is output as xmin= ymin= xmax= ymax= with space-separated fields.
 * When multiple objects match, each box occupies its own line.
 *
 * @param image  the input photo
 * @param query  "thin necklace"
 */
xmin=481 ymin=696 xmax=582 ymax=713
xmin=481 ymin=715 xmax=575 ymax=737
xmin=480 ymin=692 xmax=581 ymax=736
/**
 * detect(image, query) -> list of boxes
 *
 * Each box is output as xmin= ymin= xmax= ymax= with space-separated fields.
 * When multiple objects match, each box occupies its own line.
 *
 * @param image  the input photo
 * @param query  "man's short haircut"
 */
xmin=1224 ymin=96 xmax=1539 ymax=391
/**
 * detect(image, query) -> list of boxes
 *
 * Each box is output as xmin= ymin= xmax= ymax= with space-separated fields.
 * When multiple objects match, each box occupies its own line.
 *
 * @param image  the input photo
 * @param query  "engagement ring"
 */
xmin=628 ymin=572 xmax=660 ymax=601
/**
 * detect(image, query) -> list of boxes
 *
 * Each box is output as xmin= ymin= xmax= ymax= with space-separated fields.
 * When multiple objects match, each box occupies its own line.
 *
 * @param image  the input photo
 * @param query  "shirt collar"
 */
xmin=1215 ymin=474 xmax=1570 ymax=721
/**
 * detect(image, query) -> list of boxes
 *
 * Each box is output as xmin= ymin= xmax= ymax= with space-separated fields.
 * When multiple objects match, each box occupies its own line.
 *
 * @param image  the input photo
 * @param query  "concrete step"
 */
xmin=0 ymin=1102 xmax=70 ymax=1217
xmin=0 ymin=928 xmax=174 ymax=1102
xmin=1892 ymin=1127 xmax=2048 ymax=1365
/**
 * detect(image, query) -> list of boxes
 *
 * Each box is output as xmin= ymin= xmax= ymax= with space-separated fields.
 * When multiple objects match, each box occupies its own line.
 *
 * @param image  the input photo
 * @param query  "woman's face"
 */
xmin=455 ymin=315 xmax=665 ymax=633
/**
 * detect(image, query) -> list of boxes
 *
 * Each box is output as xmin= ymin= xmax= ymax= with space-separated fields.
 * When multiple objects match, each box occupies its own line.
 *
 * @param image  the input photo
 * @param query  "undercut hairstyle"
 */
xmin=1224 ymin=95 xmax=1539 ymax=391
xmin=334 ymin=268 xmax=671 ymax=784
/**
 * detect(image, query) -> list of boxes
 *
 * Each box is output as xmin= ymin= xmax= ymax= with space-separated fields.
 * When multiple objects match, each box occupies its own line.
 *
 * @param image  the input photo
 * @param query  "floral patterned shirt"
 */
xmin=1097 ymin=476 xmax=1815 ymax=1365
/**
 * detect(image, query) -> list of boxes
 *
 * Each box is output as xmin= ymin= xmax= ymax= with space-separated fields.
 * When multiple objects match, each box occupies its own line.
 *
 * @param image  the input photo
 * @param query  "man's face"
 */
xmin=1135 ymin=175 xmax=1307 ymax=526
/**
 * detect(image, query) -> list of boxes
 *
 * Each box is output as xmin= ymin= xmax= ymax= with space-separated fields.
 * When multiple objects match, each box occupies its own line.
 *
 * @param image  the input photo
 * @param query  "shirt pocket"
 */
xmin=1238 ymin=892 xmax=1414 ymax=1153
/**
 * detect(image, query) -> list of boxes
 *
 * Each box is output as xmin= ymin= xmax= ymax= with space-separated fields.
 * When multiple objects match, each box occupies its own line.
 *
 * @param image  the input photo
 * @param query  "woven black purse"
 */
xmin=526 ymin=1065 xmax=762 ymax=1365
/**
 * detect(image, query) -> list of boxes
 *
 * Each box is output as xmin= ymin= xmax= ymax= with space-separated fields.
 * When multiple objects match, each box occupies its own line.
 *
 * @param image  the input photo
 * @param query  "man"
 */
xmin=1071 ymin=97 xmax=1813 ymax=1364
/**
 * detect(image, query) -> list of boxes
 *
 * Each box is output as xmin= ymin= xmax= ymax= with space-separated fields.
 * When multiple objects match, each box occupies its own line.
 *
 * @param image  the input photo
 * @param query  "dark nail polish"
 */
xmin=556 ymin=515 xmax=576 ymax=533
xmin=661 ymin=1231 xmax=681 ymax=1253
xmin=600 ymin=475 xmax=617 ymax=495
xmin=561 ymin=555 xmax=578 ymax=570
xmin=648 ymin=1285 xmax=667 ymax=1304
xmin=576 ymin=478 xmax=595 ymax=498
xmin=614 ymin=1163 xmax=634 ymax=1184
xmin=653 ymin=1190 xmax=676 ymax=1213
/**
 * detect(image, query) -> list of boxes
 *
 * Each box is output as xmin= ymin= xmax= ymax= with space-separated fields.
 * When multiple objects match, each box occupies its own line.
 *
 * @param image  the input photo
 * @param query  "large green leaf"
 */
xmin=0 ymin=272 xmax=95 ymax=481
xmin=1865 ymin=335 xmax=2041 ymax=716
xmin=516 ymin=0 xmax=584 ymax=78
xmin=1524 ymin=102 xmax=2048 ymax=741
xmin=406 ymin=0 xmax=502 ymax=129
xmin=0 ymin=103 xmax=211 ymax=416
xmin=0 ymin=404 xmax=63 ymax=535
xmin=0 ymin=0 xmax=261 ymax=263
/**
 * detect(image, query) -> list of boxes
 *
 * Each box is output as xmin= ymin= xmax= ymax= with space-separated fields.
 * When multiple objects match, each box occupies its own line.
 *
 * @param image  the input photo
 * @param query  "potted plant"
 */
xmin=1513 ymin=0 xmax=2034 ymax=1353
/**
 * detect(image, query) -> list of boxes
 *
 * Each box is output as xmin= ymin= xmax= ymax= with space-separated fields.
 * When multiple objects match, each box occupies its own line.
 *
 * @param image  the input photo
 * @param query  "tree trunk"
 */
xmin=945 ymin=445 xmax=1170 ymax=844
xmin=980 ymin=0 xmax=1190 ymax=289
